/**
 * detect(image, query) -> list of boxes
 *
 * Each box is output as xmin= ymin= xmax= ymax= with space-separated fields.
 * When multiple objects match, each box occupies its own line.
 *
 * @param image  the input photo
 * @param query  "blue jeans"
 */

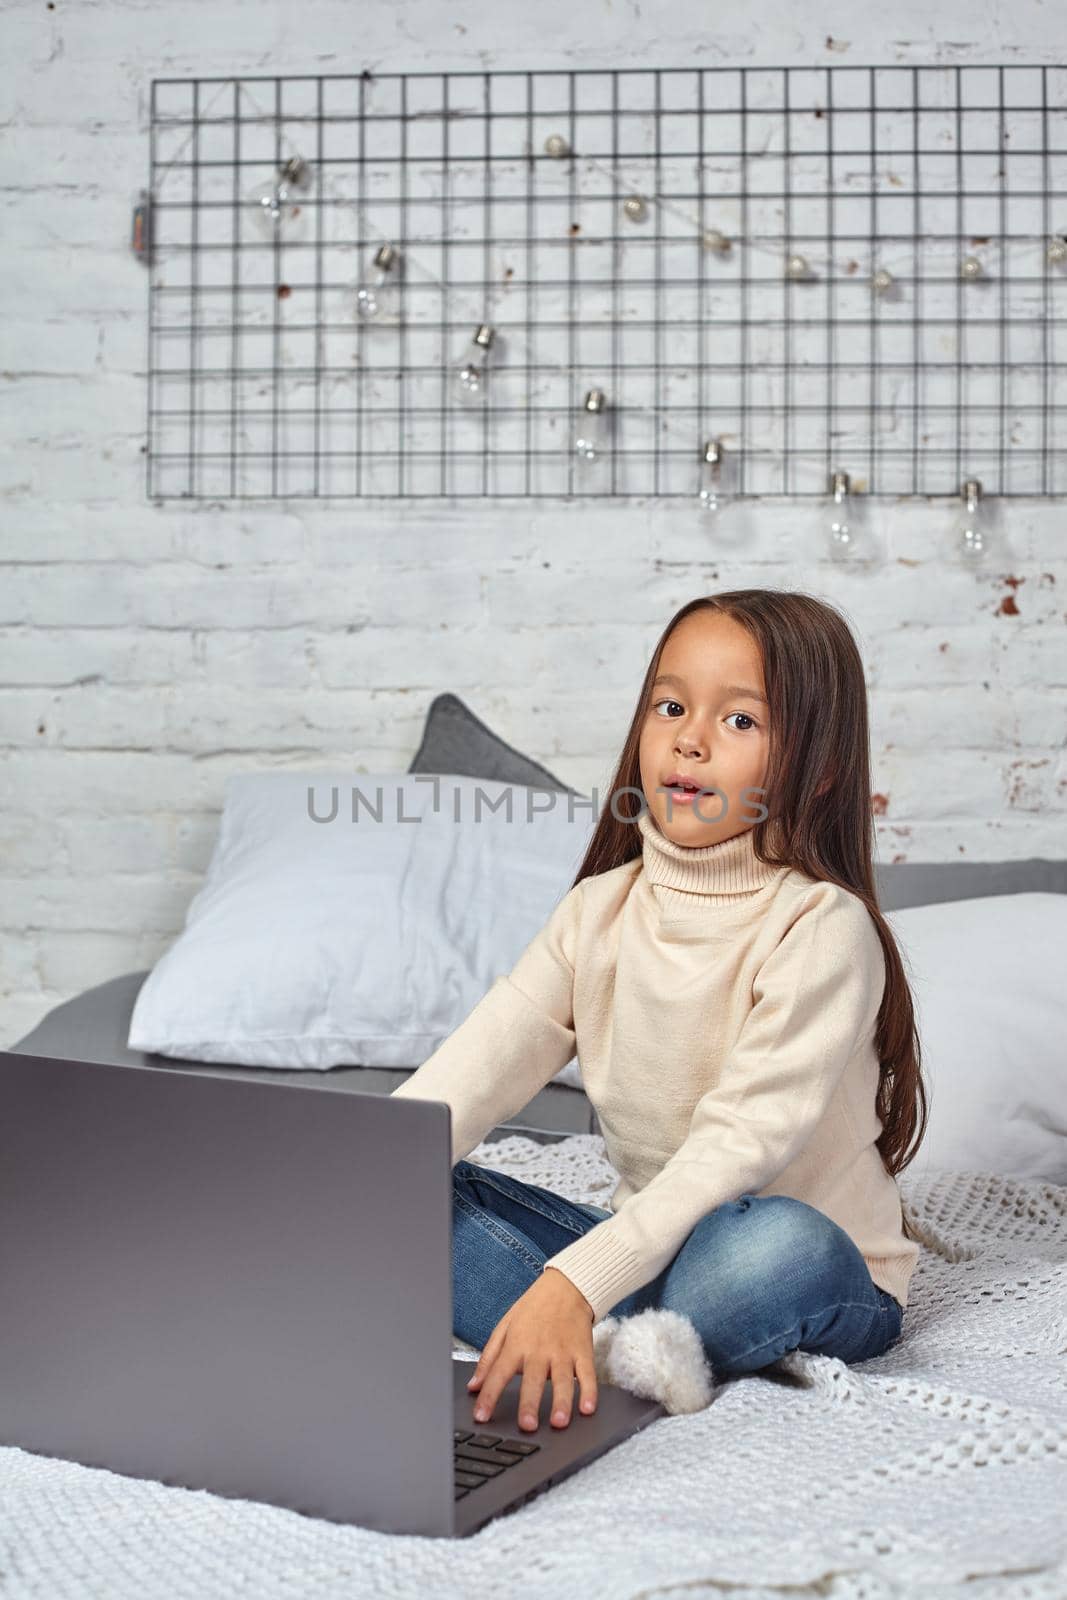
xmin=452 ymin=1159 xmax=904 ymax=1374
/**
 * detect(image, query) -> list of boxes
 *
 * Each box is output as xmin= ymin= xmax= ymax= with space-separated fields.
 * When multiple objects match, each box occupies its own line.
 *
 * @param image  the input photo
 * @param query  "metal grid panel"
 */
xmin=146 ymin=64 xmax=1067 ymax=500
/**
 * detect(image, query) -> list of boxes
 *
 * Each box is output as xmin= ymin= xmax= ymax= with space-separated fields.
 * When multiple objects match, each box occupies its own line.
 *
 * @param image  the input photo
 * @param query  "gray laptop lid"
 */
xmin=0 ymin=1052 xmax=665 ymax=1538
xmin=0 ymin=1052 xmax=457 ymax=1534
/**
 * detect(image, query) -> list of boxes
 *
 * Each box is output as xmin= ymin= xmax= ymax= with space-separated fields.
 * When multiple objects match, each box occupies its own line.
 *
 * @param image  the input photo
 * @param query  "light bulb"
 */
xmin=1047 ymin=237 xmax=1067 ymax=266
xmin=453 ymin=325 xmax=495 ymax=405
xmin=355 ymin=243 xmax=401 ymax=322
xmin=697 ymin=439 xmax=728 ymax=515
xmin=872 ymin=267 xmax=895 ymax=296
xmin=574 ymin=389 xmax=610 ymax=463
xmin=960 ymin=255 xmax=984 ymax=281
xmin=825 ymin=469 xmax=866 ymax=560
xmin=246 ymin=156 xmax=312 ymax=241
xmin=786 ymin=254 xmax=812 ymax=280
xmin=954 ymin=478 xmax=989 ymax=562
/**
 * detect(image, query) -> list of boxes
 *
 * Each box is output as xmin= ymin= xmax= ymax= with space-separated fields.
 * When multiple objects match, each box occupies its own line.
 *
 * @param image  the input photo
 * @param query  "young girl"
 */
xmin=393 ymin=589 xmax=926 ymax=1438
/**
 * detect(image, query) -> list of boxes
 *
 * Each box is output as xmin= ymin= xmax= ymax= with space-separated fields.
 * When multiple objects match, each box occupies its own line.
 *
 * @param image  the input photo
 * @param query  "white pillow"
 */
xmin=128 ymin=772 xmax=597 ymax=1072
xmin=886 ymin=893 xmax=1067 ymax=1184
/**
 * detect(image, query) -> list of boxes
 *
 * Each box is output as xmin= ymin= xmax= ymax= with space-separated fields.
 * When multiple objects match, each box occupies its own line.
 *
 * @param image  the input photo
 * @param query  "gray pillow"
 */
xmin=408 ymin=693 xmax=579 ymax=795
xmin=875 ymin=857 xmax=1067 ymax=911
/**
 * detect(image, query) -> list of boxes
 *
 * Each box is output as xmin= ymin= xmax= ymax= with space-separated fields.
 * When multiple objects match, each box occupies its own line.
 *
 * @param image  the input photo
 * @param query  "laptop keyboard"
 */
xmin=454 ymin=1427 xmax=542 ymax=1500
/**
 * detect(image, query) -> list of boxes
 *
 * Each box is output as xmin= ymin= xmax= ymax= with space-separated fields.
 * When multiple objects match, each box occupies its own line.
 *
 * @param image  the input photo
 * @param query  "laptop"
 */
xmin=0 ymin=1051 xmax=665 ymax=1537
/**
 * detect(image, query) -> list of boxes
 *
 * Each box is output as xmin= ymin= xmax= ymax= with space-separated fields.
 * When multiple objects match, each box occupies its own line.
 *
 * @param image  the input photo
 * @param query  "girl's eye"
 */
xmin=652 ymin=699 xmax=758 ymax=732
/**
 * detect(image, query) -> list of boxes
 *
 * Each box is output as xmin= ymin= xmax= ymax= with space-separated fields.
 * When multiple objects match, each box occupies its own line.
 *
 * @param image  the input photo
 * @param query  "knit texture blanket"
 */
xmin=1 ymin=1134 xmax=1065 ymax=1599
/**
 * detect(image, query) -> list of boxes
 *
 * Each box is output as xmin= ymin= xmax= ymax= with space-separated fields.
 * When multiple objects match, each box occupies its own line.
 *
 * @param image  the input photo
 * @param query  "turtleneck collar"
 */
xmin=636 ymin=807 xmax=785 ymax=906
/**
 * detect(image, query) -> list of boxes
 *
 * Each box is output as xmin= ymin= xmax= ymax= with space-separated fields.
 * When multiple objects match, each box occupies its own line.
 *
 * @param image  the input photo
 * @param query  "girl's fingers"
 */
xmin=472 ymin=1352 xmax=518 ymax=1426
xmin=548 ymin=1359 xmax=575 ymax=1427
xmin=575 ymin=1353 xmax=599 ymax=1416
xmin=517 ymin=1358 xmax=550 ymax=1431
xmin=466 ymin=1317 xmax=508 ymax=1395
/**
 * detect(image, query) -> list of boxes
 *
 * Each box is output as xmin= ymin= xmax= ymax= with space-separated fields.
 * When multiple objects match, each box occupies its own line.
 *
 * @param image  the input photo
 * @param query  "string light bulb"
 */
xmin=871 ymin=267 xmax=895 ymax=296
xmin=960 ymin=255 xmax=984 ymax=281
xmin=1047 ymin=237 xmax=1067 ymax=266
xmin=697 ymin=438 xmax=728 ymax=515
xmin=246 ymin=156 xmax=312 ymax=240
xmin=954 ymin=478 xmax=989 ymax=562
xmin=453 ymin=325 xmax=496 ymax=405
xmin=355 ymin=243 xmax=401 ymax=322
xmin=574 ymin=389 xmax=610 ymax=463
xmin=786 ymin=253 xmax=812 ymax=280
xmin=825 ymin=468 xmax=866 ymax=560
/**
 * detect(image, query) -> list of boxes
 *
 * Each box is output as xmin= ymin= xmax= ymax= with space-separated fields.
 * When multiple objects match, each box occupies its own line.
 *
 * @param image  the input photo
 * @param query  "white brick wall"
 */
xmin=3 ymin=0 xmax=1067 ymax=1046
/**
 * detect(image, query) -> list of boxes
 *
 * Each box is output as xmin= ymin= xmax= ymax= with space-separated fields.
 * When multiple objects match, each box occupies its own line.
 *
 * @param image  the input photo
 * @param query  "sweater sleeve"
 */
xmin=389 ymin=882 xmax=583 ymax=1166
xmin=542 ymin=888 xmax=887 ymax=1324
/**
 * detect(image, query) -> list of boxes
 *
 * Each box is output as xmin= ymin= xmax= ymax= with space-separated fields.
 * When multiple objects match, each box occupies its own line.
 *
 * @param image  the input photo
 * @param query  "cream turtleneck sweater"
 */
xmin=392 ymin=808 xmax=919 ymax=1323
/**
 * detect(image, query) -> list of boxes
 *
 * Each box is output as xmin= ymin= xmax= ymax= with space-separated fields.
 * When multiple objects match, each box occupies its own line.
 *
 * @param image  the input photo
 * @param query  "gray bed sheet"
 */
xmin=10 ymin=971 xmax=597 ymax=1144
xmin=11 ymin=855 xmax=1066 ymax=1144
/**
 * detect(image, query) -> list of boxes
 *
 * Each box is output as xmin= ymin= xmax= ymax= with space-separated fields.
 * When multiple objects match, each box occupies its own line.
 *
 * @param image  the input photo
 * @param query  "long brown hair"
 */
xmin=568 ymin=589 xmax=928 ymax=1216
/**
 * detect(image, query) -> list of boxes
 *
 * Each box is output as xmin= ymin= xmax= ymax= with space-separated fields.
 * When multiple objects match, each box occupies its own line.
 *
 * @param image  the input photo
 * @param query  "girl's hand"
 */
xmin=465 ymin=1266 xmax=597 ymax=1432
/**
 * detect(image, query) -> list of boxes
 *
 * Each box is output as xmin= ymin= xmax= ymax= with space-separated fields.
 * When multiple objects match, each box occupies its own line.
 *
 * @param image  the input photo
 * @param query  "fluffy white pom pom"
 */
xmin=592 ymin=1307 xmax=718 ymax=1415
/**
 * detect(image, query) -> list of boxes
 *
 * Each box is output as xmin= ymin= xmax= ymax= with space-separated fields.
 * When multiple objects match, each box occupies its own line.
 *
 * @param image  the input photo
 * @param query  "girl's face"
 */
xmin=638 ymin=611 xmax=771 ymax=847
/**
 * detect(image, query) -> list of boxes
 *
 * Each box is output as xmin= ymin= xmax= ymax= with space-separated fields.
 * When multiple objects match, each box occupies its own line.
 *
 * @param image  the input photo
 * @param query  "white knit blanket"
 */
xmin=2 ymin=1134 xmax=1065 ymax=1598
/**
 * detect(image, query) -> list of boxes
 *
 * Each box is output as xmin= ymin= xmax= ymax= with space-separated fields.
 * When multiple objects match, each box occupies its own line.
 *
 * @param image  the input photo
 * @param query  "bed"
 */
xmin=4 ymin=710 xmax=1066 ymax=1592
